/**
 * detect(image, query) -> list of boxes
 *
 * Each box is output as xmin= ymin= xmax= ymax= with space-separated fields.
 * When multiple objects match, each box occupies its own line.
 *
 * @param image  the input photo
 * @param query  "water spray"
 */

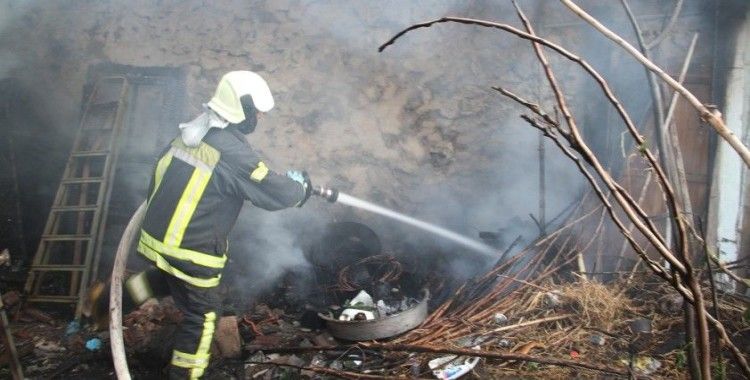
xmin=312 ymin=185 xmax=498 ymax=257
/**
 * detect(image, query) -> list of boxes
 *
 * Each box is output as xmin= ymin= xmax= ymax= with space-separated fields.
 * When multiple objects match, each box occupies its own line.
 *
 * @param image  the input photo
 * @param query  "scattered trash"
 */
xmin=329 ymin=359 xmax=343 ymax=370
xmin=622 ymin=356 xmax=662 ymax=375
xmin=320 ymin=289 xmax=430 ymax=340
xmin=312 ymin=332 xmax=335 ymax=347
xmin=408 ymin=356 xmax=421 ymax=376
xmin=543 ymin=291 xmax=562 ymax=307
xmin=339 ymin=290 xmax=377 ymax=321
xmin=629 ymin=318 xmax=652 ymax=334
xmin=428 ymin=354 xmax=480 ymax=379
xmin=85 ymin=338 xmax=102 ymax=351
xmin=34 ymin=339 xmax=65 ymax=353
xmin=513 ymin=342 xmax=544 ymax=355
xmin=497 ymin=339 xmax=513 ymax=349
xmin=493 ymin=313 xmax=508 ymax=325
xmin=569 ymin=350 xmax=579 ymax=359
xmin=589 ymin=334 xmax=605 ymax=346
xmin=65 ymin=320 xmax=81 ymax=336
xmin=2 ymin=290 xmax=20 ymax=307
xmin=338 ymin=309 xmax=376 ymax=321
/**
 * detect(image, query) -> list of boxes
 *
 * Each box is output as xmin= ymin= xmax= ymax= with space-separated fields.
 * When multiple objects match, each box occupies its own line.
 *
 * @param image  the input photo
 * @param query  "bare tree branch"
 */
xmin=560 ymin=0 xmax=750 ymax=168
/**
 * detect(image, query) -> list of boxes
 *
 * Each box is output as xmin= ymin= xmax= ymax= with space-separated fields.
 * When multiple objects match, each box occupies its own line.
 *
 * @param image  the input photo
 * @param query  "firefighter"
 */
xmin=90 ymin=71 xmax=312 ymax=379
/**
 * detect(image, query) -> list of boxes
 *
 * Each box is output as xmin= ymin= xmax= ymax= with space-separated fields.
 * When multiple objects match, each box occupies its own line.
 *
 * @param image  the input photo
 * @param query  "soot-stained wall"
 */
xmin=0 ymin=1 xmax=722 ymax=293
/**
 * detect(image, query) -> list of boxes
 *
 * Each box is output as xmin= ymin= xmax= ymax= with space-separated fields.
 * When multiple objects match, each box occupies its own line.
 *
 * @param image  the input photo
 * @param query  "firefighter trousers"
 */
xmin=124 ymin=267 xmax=221 ymax=379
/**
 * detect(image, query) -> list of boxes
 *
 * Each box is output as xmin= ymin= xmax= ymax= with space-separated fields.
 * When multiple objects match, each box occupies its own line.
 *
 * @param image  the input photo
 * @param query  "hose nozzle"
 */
xmin=313 ymin=185 xmax=339 ymax=203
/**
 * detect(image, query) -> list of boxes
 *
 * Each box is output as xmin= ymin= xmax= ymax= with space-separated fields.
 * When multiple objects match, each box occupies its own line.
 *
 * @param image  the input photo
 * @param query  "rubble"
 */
xmin=1 ymin=291 xmax=20 ymax=307
xmin=214 ymin=316 xmax=241 ymax=359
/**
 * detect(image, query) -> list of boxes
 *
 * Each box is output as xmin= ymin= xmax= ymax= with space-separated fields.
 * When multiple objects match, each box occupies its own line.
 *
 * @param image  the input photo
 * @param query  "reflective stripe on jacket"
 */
xmin=138 ymin=126 xmax=305 ymax=287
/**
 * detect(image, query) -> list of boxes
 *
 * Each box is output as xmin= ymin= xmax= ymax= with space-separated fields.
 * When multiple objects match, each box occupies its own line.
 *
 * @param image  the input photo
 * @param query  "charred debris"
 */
xmin=2 ymin=1 xmax=750 ymax=379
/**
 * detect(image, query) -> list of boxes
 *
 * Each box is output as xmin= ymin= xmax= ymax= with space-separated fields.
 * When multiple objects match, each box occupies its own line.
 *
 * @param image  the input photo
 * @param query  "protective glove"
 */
xmin=286 ymin=170 xmax=312 ymax=207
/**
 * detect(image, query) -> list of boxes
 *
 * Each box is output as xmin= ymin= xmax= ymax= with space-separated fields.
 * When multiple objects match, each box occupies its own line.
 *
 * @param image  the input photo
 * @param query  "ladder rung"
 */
xmin=61 ymin=177 xmax=104 ymax=184
xmin=27 ymin=296 xmax=78 ymax=303
xmin=41 ymin=235 xmax=93 ymax=241
xmin=31 ymin=265 xmax=88 ymax=271
xmin=71 ymin=151 xmax=109 ymax=157
xmin=51 ymin=205 xmax=98 ymax=212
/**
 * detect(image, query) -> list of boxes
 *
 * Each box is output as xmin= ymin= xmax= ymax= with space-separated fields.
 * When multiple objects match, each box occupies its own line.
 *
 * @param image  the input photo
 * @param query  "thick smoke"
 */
xmin=0 ymin=0 xmax=717 ymax=302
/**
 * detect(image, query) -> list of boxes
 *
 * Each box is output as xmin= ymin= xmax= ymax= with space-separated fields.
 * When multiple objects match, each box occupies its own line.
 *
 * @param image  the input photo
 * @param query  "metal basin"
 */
xmin=319 ymin=289 xmax=429 ymax=341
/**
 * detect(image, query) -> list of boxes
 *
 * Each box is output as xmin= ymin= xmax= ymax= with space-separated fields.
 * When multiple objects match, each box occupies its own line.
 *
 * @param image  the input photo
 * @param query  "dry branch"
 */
xmin=379 ymin=10 xmax=750 ymax=378
xmin=248 ymin=343 xmax=629 ymax=376
xmin=380 ymin=15 xmax=689 ymax=277
xmin=560 ymin=0 xmax=750 ymax=168
xmin=645 ymin=0 xmax=684 ymax=50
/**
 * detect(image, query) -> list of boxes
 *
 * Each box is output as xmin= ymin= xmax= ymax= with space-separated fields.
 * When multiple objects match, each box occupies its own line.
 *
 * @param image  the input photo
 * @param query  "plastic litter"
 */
xmin=349 ymin=290 xmax=374 ymax=307
xmin=493 ymin=313 xmax=508 ymax=324
xmin=589 ymin=334 xmax=606 ymax=346
xmin=338 ymin=309 xmax=376 ymax=321
xmin=429 ymin=345 xmax=480 ymax=379
xmin=85 ymin=338 xmax=102 ymax=351
xmin=65 ymin=320 xmax=81 ymax=336
xmin=544 ymin=291 xmax=562 ymax=307
xmin=621 ymin=356 xmax=661 ymax=375
xmin=497 ymin=339 xmax=512 ymax=348
xmin=428 ymin=355 xmax=480 ymax=379
xmin=339 ymin=290 xmax=377 ymax=321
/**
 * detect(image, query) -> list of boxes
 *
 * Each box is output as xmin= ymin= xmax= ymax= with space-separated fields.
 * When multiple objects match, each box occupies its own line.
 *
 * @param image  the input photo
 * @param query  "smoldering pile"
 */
xmin=233 ymin=196 xmax=750 ymax=380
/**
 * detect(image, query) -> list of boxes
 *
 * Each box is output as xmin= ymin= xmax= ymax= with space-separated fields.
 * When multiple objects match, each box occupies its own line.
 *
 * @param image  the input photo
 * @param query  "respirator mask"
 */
xmin=232 ymin=94 xmax=258 ymax=134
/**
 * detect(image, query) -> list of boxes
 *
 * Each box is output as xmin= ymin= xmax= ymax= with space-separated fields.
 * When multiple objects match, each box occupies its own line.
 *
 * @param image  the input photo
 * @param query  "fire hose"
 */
xmin=109 ymin=201 xmax=146 ymax=380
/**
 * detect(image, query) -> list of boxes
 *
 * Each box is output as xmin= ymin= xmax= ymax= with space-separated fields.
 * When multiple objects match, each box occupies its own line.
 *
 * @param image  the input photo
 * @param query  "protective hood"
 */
xmin=178 ymin=107 xmax=229 ymax=147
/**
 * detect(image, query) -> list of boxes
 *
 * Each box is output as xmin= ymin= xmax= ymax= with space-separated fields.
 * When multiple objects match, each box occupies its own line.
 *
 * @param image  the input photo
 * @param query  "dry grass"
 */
xmin=557 ymin=279 xmax=633 ymax=331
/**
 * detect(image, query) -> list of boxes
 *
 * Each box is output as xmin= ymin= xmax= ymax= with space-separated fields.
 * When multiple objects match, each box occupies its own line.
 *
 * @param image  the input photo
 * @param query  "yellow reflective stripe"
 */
xmin=164 ymin=168 xmax=212 ymax=247
xmin=170 ymin=312 xmax=216 ymax=379
xmin=171 ymin=350 xmax=209 ymax=369
xmin=250 ymin=161 xmax=269 ymax=182
xmin=150 ymin=153 xmax=173 ymax=201
xmin=140 ymin=230 xmax=226 ymax=268
xmin=137 ymin=241 xmax=221 ymax=288
xmin=124 ymin=271 xmax=154 ymax=305
xmin=171 ymin=138 xmax=220 ymax=167
xmin=196 ymin=312 xmax=216 ymax=357
xmin=190 ymin=311 xmax=216 ymax=379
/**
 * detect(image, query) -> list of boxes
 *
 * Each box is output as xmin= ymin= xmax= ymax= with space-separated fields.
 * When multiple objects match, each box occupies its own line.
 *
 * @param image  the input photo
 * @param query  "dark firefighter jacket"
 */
xmin=137 ymin=125 xmax=305 ymax=287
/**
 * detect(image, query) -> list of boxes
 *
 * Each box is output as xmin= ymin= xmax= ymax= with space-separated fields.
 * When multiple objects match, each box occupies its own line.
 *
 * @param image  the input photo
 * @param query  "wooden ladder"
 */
xmin=24 ymin=77 xmax=129 ymax=318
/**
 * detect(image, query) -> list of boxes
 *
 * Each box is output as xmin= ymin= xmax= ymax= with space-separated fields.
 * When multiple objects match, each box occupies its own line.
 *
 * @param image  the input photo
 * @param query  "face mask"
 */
xmin=234 ymin=94 xmax=258 ymax=134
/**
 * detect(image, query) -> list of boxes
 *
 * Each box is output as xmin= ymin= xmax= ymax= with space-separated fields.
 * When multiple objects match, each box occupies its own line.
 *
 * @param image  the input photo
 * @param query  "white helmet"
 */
xmin=207 ymin=71 xmax=274 ymax=124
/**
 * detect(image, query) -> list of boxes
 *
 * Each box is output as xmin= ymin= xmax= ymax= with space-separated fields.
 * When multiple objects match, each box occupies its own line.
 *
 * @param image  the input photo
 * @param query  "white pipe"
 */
xmin=109 ymin=201 xmax=146 ymax=380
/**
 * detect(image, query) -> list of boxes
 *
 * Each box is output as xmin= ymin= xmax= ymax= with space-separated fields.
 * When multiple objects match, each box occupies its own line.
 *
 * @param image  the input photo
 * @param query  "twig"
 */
xmin=700 ymin=219 xmax=725 ymax=377
xmin=361 ymin=343 xmax=629 ymax=376
xmin=382 ymin=17 xmax=688 ymax=261
xmin=560 ymin=0 xmax=750 ymax=168
xmin=645 ymin=0 xmax=684 ymax=50
xmin=486 ymin=313 xmax=574 ymax=334
xmin=244 ymin=360 xmax=422 ymax=380
xmin=514 ymin=4 xmax=711 ymax=376
xmin=621 ymin=0 xmax=674 ymax=253
xmin=496 ymin=235 xmax=522 ymax=266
